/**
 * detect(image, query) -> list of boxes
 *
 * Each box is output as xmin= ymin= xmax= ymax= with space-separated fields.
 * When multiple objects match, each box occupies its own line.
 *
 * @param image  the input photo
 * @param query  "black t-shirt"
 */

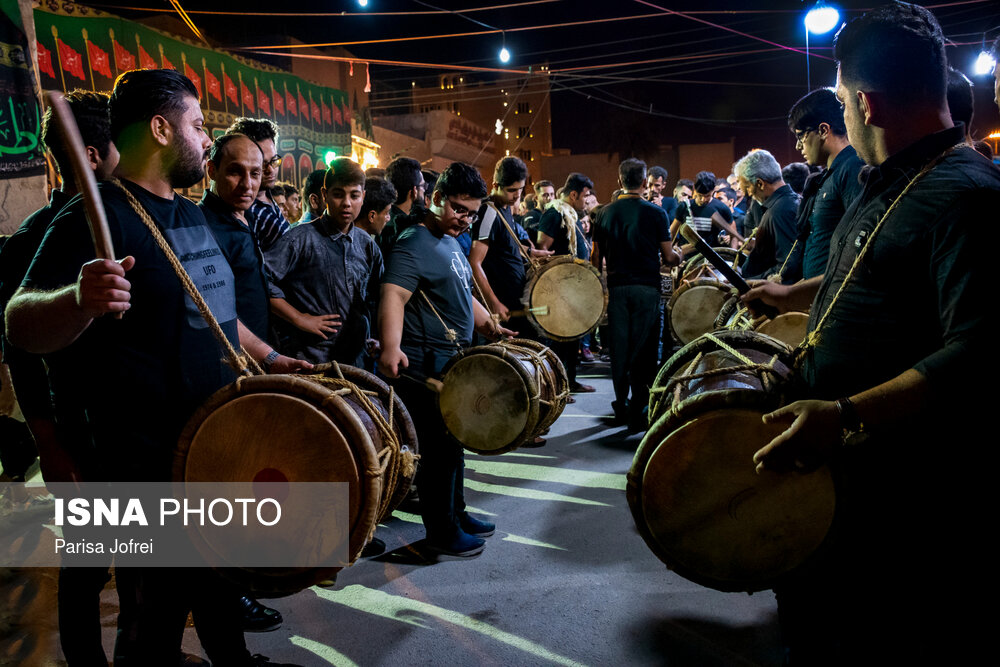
xmin=472 ymin=201 xmax=527 ymax=310
xmin=593 ymin=195 xmax=670 ymax=289
xmin=662 ymin=196 xmax=679 ymax=224
xmin=22 ymin=179 xmax=239 ymax=480
xmin=676 ymin=198 xmax=733 ymax=235
xmin=382 ymin=224 xmax=473 ymax=380
xmin=200 ymin=191 xmax=271 ymax=342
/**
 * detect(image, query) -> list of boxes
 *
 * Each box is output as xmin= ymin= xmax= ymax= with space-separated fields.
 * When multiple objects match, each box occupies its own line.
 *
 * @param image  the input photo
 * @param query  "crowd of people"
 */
xmin=0 ymin=1 xmax=997 ymax=664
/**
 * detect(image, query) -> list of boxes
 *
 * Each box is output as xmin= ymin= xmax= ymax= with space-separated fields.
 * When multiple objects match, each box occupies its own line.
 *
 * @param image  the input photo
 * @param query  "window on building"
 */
xmin=517 ymin=102 xmax=530 ymax=114
xmin=517 ymin=126 xmax=529 ymax=139
xmin=519 ymin=150 xmax=532 ymax=161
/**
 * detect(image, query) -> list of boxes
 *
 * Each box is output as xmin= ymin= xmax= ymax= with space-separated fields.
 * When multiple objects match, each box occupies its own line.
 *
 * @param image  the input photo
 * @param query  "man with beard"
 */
xmin=744 ymin=3 xmax=997 ymax=661
xmin=5 ymin=68 xmax=305 ymax=665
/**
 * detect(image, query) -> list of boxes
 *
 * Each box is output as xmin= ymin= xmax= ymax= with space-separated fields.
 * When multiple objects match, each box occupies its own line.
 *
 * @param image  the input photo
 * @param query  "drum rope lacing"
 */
xmin=650 ymin=333 xmax=782 ymax=414
xmin=111 ymin=179 xmax=263 ymax=377
xmin=308 ymin=361 xmax=419 ymax=543
xmin=418 ymin=290 xmax=461 ymax=350
xmin=500 ymin=339 xmax=571 ymax=405
xmin=794 ymin=143 xmax=965 ymax=364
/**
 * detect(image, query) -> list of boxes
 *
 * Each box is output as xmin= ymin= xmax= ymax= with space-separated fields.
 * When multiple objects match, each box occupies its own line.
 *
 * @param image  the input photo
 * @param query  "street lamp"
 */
xmin=804 ymin=2 xmax=841 ymax=90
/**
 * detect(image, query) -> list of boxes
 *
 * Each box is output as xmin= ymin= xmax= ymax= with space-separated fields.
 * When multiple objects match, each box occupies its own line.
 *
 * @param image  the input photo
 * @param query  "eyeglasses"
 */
xmin=447 ymin=198 xmax=479 ymax=223
xmin=264 ymin=155 xmax=282 ymax=169
xmin=793 ymin=128 xmax=815 ymax=147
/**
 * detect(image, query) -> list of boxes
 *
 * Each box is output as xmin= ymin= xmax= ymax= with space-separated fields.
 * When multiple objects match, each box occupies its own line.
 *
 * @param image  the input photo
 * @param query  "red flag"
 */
xmin=310 ymin=99 xmax=321 ymax=125
xmin=224 ymin=73 xmax=238 ymax=106
xmin=138 ymin=44 xmax=156 ymax=70
xmin=298 ymin=90 xmax=308 ymax=120
xmin=331 ymin=101 xmax=342 ymax=125
xmin=57 ymin=39 xmax=85 ymax=80
xmin=184 ymin=62 xmax=202 ymax=99
xmin=272 ymin=88 xmax=284 ymax=116
xmin=87 ymin=41 xmax=112 ymax=78
xmin=162 ymin=53 xmax=175 ymax=70
xmin=257 ymin=86 xmax=270 ymax=115
xmin=205 ymin=68 xmax=221 ymax=102
xmin=285 ymin=89 xmax=297 ymax=116
xmin=113 ymin=40 xmax=135 ymax=71
xmin=241 ymin=81 xmax=255 ymax=112
xmin=37 ymin=40 xmax=55 ymax=78
xmin=343 ymin=103 xmax=352 ymax=125
xmin=321 ymin=98 xmax=332 ymax=125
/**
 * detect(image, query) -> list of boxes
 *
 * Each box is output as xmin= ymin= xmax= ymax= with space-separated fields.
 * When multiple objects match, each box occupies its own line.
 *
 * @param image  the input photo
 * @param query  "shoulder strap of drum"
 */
xmin=487 ymin=201 xmax=535 ymax=268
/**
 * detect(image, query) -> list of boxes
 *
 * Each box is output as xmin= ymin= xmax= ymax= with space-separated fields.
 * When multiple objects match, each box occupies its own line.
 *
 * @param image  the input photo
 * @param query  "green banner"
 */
xmin=33 ymin=4 xmax=354 ymax=187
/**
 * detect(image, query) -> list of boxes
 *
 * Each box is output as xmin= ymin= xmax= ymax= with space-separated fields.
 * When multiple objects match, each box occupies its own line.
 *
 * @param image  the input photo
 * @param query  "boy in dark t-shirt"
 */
xmin=379 ymin=162 xmax=514 ymax=558
xmin=671 ymin=171 xmax=743 ymax=253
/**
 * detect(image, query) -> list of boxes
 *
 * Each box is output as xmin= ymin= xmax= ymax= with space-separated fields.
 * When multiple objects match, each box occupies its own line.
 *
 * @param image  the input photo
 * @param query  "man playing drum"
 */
xmin=378 ymin=162 xmax=515 ymax=558
xmin=743 ymin=3 xmax=996 ymax=661
xmin=5 ymin=68 xmax=307 ymax=665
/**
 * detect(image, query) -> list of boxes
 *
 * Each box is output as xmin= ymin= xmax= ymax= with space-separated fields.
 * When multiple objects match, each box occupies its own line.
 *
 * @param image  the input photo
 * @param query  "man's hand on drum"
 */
xmin=268 ymin=355 xmax=313 ymax=374
xmin=476 ymin=317 xmax=516 ymax=342
xmin=530 ymin=247 xmax=554 ymax=258
xmin=295 ymin=312 xmax=341 ymax=339
xmin=753 ymin=400 xmax=841 ymax=474
xmin=742 ymin=281 xmax=791 ymax=316
xmin=378 ymin=346 xmax=408 ymax=378
xmin=491 ymin=300 xmax=511 ymax=322
xmin=75 ymin=256 xmax=136 ymax=318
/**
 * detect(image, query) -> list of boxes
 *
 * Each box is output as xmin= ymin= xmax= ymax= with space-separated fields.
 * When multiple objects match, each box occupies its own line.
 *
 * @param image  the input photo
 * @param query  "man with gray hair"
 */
xmin=733 ymin=149 xmax=799 ymax=281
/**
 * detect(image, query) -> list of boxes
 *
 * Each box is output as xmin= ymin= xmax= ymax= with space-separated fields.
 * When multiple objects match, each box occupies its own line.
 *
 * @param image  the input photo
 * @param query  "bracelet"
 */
xmin=262 ymin=349 xmax=280 ymax=368
xmin=835 ymin=396 xmax=863 ymax=433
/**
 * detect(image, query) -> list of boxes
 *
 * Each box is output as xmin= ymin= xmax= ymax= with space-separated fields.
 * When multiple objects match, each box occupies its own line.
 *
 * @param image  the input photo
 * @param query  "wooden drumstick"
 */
xmin=44 ymin=91 xmax=122 ymax=319
xmin=507 ymin=306 xmax=550 ymax=318
xmin=679 ymin=223 xmax=778 ymax=319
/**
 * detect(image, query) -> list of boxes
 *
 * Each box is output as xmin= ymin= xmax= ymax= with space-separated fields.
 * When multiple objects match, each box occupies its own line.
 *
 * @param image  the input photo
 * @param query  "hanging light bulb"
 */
xmin=974 ymin=50 xmax=996 ymax=76
xmin=499 ymin=32 xmax=511 ymax=64
xmin=804 ymin=2 xmax=840 ymax=35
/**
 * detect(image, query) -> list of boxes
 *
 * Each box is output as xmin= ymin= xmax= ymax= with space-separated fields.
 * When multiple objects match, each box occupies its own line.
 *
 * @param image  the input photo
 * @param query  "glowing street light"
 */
xmin=805 ymin=3 xmax=840 ymax=35
xmin=358 ymin=0 xmax=369 ymax=7
xmin=974 ymin=50 xmax=996 ymax=76
xmin=499 ymin=46 xmax=511 ymax=64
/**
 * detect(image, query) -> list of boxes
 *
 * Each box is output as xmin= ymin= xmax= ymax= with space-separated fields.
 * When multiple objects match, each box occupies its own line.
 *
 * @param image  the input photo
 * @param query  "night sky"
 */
xmin=87 ymin=0 xmax=1000 ymax=165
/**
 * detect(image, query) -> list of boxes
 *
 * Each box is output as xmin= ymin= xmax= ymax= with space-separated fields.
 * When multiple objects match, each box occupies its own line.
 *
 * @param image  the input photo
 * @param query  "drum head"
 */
xmin=175 ymin=375 xmax=381 ymax=596
xmin=667 ymin=280 xmax=731 ymax=345
xmin=439 ymin=349 xmax=539 ymax=454
xmin=524 ymin=257 xmax=607 ymax=341
xmin=755 ymin=312 xmax=809 ymax=348
xmin=634 ymin=407 xmax=836 ymax=592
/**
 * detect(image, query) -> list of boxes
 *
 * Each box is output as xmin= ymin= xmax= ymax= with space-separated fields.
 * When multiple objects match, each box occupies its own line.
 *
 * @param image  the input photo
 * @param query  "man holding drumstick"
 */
xmin=379 ymin=162 xmax=515 ymax=558
xmin=743 ymin=3 xmax=996 ymax=662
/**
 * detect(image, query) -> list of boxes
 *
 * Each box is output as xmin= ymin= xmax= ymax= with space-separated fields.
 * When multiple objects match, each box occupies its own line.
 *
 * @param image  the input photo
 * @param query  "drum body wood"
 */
xmin=522 ymin=255 xmax=607 ymax=341
xmin=666 ymin=278 xmax=732 ymax=345
xmin=174 ymin=367 xmax=418 ymax=596
xmin=631 ymin=330 xmax=836 ymax=592
xmin=438 ymin=340 xmax=568 ymax=455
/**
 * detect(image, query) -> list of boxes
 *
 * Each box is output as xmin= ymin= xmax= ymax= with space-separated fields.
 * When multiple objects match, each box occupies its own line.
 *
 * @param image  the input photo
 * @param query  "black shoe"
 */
xmin=361 ymin=537 xmax=386 ymax=558
xmin=240 ymin=595 xmax=282 ymax=633
xmin=460 ymin=512 xmax=496 ymax=537
xmin=425 ymin=531 xmax=486 ymax=557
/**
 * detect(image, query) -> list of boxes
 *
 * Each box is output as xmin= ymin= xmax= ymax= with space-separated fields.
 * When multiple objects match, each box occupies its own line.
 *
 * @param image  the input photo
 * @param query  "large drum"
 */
xmin=522 ymin=255 xmax=607 ymax=341
xmin=666 ymin=278 xmax=732 ymax=345
xmin=438 ymin=339 xmax=568 ymax=455
xmin=630 ymin=330 xmax=836 ymax=592
xmin=174 ymin=365 xmax=418 ymax=596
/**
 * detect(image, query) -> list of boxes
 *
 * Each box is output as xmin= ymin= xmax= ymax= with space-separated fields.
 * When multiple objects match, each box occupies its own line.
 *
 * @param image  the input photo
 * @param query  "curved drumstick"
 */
xmin=680 ymin=223 xmax=778 ymax=319
xmin=45 ymin=91 xmax=122 ymax=319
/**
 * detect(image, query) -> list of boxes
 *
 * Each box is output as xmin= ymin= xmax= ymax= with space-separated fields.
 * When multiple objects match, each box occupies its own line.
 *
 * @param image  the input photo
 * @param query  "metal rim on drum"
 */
xmin=438 ymin=342 xmax=541 ymax=455
xmin=713 ymin=295 xmax=755 ymax=331
xmin=502 ymin=338 xmax=569 ymax=433
xmin=174 ymin=374 xmax=382 ymax=597
xmin=631 ymin=331 xmax=836 ymax=592
xmin=666 ymin=278 xmax=733 ymax=345
xmin=522 ymin=255 xmax=607 ymax=342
